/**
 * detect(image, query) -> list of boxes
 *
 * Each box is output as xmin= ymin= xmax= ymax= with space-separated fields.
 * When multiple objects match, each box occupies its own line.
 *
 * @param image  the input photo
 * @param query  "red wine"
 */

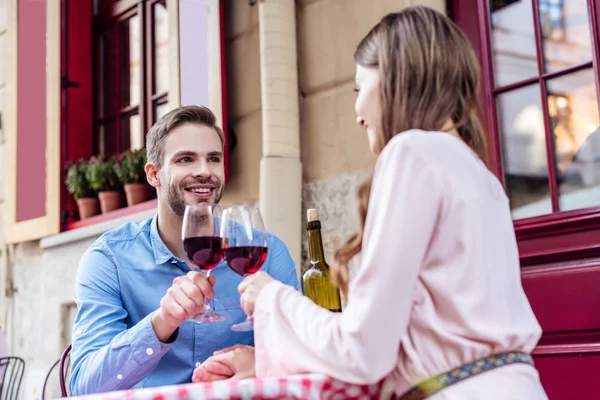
xmin=183 ymin=236 xmax=223 ymax=271
xmin=223 ymin=246 xmax=268 ymax=276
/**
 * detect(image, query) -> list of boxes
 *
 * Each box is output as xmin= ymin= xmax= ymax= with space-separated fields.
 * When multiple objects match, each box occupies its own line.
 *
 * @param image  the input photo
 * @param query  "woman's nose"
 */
xmin=356 ymin=116 xmax=365 ymax=126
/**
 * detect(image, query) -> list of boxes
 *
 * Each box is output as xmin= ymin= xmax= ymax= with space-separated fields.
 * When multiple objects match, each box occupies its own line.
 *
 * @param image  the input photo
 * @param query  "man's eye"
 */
xmin=178 ymin=157 xmax=192 ymax=163
xmin=208 ymin=157 xmax=221 ymax=163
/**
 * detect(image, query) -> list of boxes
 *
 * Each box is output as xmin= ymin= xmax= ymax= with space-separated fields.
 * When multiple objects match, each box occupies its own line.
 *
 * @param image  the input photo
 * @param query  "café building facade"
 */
xmin=0 ymin=0 xmax=598 ymax=398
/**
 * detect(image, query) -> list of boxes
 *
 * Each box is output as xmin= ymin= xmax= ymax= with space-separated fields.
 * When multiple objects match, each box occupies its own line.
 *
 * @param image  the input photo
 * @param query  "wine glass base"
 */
xmin=189 ymin=312 xmax=226 ymax=324
xmin=231 ymin=320 xmax=254 ymax=332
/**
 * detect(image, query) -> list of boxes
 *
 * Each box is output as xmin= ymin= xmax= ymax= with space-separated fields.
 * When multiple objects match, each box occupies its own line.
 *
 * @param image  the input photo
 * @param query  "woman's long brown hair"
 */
xmin=331 ymin=6 xmax=489 ymax=296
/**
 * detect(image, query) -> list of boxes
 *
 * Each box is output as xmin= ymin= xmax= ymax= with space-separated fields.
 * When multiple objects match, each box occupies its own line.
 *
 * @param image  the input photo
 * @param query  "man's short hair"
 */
xmin=146 ymin=105 xmax=225 ymax=169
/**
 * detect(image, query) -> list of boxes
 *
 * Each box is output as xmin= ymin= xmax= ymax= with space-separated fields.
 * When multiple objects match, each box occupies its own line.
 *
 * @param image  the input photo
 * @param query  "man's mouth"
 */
xmin=184 ymin=185 xmax=216 ymax=198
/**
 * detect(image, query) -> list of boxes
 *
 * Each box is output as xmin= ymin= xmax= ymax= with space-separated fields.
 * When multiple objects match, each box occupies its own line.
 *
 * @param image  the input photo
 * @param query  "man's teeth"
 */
xmin=190 ymin=188 xmax=211 ymax=194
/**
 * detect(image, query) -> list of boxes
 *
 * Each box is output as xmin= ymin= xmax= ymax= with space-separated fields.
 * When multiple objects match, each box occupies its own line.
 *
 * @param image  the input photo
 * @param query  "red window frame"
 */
xmin=451 ymin=0 xmax=600 ymax=265
xmin=61 ymin=0 xmax=167 ymax=230
xmin=92 ymin=0 xmax=168 ymax=156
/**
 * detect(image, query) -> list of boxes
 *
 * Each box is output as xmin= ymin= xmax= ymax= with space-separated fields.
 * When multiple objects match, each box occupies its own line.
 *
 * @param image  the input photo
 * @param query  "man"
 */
xmin=69 ymin=105 xmax=299 ymax=395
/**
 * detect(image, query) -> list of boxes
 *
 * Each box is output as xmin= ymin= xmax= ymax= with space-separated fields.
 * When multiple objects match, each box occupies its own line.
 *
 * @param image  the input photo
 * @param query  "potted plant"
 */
xmin=86 ymin=156 xmax=125 ymax=214
xmin=114 ymin=149 xmax=154 ymax=206
xmin=65 ymin=159 xmax=100 ymax=219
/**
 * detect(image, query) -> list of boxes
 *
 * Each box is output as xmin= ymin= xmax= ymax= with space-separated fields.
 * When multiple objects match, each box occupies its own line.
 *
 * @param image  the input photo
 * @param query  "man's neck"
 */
xmin=157 ymin=203 xmax=186 ymax=261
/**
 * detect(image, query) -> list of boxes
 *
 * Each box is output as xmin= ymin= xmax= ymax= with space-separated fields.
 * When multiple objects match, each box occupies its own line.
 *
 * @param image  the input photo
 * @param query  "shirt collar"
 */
xmin=150 ymin=214 xmax=178 ymax=265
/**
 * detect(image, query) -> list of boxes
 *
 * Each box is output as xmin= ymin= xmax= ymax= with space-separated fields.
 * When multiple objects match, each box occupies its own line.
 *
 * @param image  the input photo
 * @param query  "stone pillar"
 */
xmin=257 ymin=0 xmax=302 ymax=278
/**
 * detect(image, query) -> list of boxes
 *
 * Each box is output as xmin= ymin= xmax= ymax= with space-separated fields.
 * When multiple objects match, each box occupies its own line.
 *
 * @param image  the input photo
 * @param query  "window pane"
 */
xmin=120 ymin=14 xmax=141 ymax=108
xmin=93 ymin=0 xmax=113 ymax=17
xmin=155 ymin=101 xmax=170 ymax=121
xmin=539 ymin=0 xmax=593 ymax=73
xmin=121 ymin=113 xmax=143 ymax=151
xmin=98 ymin=119 xmax=117 ymax=157
xmin=497 ymin=84 xmax=552 ymax=219
xmin=99 ymin=28 xmax=119 ymax=118
xmin=489 ymin=0 xmax=538 ymax=88
xmin=154 ymin=1 xmax=169 ymax=94
xmin=547 ymin=69 xmax=600 ymax=211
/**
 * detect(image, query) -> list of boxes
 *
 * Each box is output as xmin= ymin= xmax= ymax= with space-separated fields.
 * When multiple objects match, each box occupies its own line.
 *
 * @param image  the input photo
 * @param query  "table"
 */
xmin=66 ymin=374 xmax=383 ymax=400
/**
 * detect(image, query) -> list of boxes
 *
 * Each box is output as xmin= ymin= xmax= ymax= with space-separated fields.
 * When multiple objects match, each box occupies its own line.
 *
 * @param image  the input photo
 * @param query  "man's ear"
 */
xmin=145 ymin=162 xmax=161 ymax=188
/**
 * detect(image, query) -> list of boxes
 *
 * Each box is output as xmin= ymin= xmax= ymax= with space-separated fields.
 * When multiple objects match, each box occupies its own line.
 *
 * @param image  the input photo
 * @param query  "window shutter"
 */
xmin=4 ymin=0 xmax=61 ymax=243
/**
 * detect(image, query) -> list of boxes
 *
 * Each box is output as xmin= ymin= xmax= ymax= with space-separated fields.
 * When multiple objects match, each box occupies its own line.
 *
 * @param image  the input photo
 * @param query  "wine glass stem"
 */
xmin=243 ymin=273 xmax=254 ymax=320
xmin=201 ymin=270 xmax=212 ymax=313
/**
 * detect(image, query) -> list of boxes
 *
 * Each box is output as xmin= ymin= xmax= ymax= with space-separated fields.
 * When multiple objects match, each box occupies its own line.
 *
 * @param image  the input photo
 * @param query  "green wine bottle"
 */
xmin=301 ymin=208 xmax=342 ymax=312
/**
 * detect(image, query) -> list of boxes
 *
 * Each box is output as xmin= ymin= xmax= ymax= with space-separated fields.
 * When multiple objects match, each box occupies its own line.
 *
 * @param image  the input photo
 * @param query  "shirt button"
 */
xmin=117 ymin=374 xmax=123 ymax=380
xmin=146 ymin=348 xmax=154 ymax=356
xmin=195 ymin=362 xmax=201 ymax=368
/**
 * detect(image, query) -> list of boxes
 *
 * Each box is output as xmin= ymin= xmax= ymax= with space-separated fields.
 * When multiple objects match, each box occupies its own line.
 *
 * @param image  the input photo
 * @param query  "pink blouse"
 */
xmin=253 ymin=130 xmax=548 ymax=399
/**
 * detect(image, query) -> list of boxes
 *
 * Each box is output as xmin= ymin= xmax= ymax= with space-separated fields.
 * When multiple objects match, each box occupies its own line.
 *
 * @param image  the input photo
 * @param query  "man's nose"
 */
xmin=191 ymin=161 xmax=211 ymax=178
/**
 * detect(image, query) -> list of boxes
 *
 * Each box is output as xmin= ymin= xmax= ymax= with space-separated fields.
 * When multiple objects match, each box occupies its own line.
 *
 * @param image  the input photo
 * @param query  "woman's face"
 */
xmin=354 ymin=65 xmax=382 ymax=154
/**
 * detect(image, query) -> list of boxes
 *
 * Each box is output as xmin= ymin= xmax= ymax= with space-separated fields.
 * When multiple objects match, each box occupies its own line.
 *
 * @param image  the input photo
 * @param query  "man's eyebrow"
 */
xmin=171 ymin=150 xmax=197 ymax=159
xmin=207 ymin=151 xmax=223 ymax=157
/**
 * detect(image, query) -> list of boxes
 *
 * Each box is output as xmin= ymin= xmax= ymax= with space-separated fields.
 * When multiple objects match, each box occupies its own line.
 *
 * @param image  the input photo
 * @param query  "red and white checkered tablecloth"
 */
xmin=67 ymin=374 xmax=382 ymax=400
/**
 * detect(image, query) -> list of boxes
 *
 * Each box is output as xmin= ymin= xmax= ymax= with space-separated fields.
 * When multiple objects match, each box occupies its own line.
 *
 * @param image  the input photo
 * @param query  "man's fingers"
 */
xmin=171 ymin=288 xmax=197 ymax=316
xmin=178 ymin=280 xmax=204 ymax=307
xmin=187 ymin=271 xmax=215 ymax=300
xmin=163 ymin=296 xmax=187 ymax=321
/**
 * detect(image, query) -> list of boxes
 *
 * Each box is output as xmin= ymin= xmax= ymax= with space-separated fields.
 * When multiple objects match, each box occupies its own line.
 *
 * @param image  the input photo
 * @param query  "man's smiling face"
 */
xmin=157 ymin=123 xmax=225 ymax=216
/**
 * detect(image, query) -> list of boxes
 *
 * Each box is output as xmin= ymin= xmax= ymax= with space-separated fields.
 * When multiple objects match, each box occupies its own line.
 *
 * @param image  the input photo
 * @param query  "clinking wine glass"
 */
xmin=220 ymin=204 xmax=268 ymax=332
xmin=182 ymin=203 xmax=226 ymax=323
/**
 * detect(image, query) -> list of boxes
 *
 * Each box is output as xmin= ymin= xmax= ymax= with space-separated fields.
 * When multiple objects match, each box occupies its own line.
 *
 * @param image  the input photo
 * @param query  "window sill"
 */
xmin=514 ymin=206 xmax=600 ymax=240
xmin=40 ymin=199 xmax=158 ymax=249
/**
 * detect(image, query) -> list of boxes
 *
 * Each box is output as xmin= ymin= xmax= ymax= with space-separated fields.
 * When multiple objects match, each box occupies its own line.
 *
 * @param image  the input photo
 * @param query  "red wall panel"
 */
xmin=534 ymin=354 xmax=600 ymax=400
xmin=522 ymin=261 xmax=600 ymax=333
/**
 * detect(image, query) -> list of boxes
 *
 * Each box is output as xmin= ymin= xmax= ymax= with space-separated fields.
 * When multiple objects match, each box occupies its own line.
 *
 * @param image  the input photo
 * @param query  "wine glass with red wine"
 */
xmin=182 ymin=203 xmax=225 ymax=323
xmin=220 ymin=204 xmax=268 ymax=332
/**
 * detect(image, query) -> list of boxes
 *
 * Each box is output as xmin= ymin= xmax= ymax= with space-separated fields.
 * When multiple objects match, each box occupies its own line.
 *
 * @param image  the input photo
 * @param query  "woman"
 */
xmin=193 ymin=6 xmax=548 ymax=399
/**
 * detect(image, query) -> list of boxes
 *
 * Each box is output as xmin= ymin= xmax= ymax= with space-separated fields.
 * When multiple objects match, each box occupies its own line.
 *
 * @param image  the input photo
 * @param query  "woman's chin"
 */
xmin=367 ymin=130 xmax=381 ymax=155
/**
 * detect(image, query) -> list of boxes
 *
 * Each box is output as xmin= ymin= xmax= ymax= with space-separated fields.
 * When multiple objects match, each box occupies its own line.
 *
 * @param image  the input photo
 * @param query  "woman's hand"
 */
xmin=192 ymin=344 xmax=256 ymax=382
xmin=238 ymin=271 xmax=275 ymax=316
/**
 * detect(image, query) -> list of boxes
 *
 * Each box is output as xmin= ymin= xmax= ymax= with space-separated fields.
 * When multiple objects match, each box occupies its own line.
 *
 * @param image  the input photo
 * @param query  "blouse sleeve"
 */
xmin=253 ymin=136 xmax=443 ymax=384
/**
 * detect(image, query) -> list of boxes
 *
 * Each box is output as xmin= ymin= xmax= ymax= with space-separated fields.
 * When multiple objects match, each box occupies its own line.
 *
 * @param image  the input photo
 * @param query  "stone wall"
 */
xmin=295 ymin=0 xmax=445 ymax=267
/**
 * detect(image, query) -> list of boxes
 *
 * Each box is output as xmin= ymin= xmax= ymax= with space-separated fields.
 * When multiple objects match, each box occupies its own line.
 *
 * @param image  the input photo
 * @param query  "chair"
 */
xmin=59 ymin=344 xmax=71 ymax=398
xmin=42 ymin=344 xmax=71 ymax=400
xmin=41 ymin=359 xmax=60 ymax=400
xmin=0 ymin=357 xmax=25 ymax=400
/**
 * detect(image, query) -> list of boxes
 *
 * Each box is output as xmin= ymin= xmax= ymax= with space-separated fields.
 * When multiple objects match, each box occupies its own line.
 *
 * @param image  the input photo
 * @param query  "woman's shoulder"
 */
xmin=378 ymin=130 xmax=449 ymax=166
xmin=385 ymin=129 xmax=463 ymax=152
xmin=382 ymin=129 xmax=481 ymax=168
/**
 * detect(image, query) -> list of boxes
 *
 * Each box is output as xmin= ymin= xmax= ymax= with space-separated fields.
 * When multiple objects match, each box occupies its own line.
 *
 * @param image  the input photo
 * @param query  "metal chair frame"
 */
xmin=0 ymin=357 xmax=25 ymax=400
xmin=59 ymin=344 xmax=71 ymax=398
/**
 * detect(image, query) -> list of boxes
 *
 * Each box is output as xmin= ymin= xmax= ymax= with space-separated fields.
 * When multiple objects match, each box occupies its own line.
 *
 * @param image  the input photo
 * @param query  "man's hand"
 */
xmin=192 ymin=345 xmax=256 ymax=382
xmin=151 ymin=271 xmax=216 ymax=342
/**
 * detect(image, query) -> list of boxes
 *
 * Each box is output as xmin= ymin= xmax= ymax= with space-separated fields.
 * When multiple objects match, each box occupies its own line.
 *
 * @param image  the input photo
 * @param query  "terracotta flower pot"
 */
xmin=98 ymin=191 xmax=125 ymax=214
xmin=124 ymin=183 xmax=154 ymax=206
xmin=76 ymin=197 xmax=100 ymax=220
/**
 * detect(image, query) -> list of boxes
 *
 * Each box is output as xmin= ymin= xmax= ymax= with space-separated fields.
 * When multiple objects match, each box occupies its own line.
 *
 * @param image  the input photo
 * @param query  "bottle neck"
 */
xmin=307 ymin=221 xmax=327 ymax=266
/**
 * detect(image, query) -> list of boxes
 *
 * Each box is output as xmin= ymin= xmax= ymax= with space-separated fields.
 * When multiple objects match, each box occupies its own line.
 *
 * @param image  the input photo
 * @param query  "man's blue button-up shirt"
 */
xmin=70 ymin=214 xmax=299 ymax=395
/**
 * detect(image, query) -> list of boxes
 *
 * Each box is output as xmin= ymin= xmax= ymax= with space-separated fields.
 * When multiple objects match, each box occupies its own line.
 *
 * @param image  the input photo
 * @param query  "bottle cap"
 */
xmin=307 ymin=208 xmax=319 ymax=222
